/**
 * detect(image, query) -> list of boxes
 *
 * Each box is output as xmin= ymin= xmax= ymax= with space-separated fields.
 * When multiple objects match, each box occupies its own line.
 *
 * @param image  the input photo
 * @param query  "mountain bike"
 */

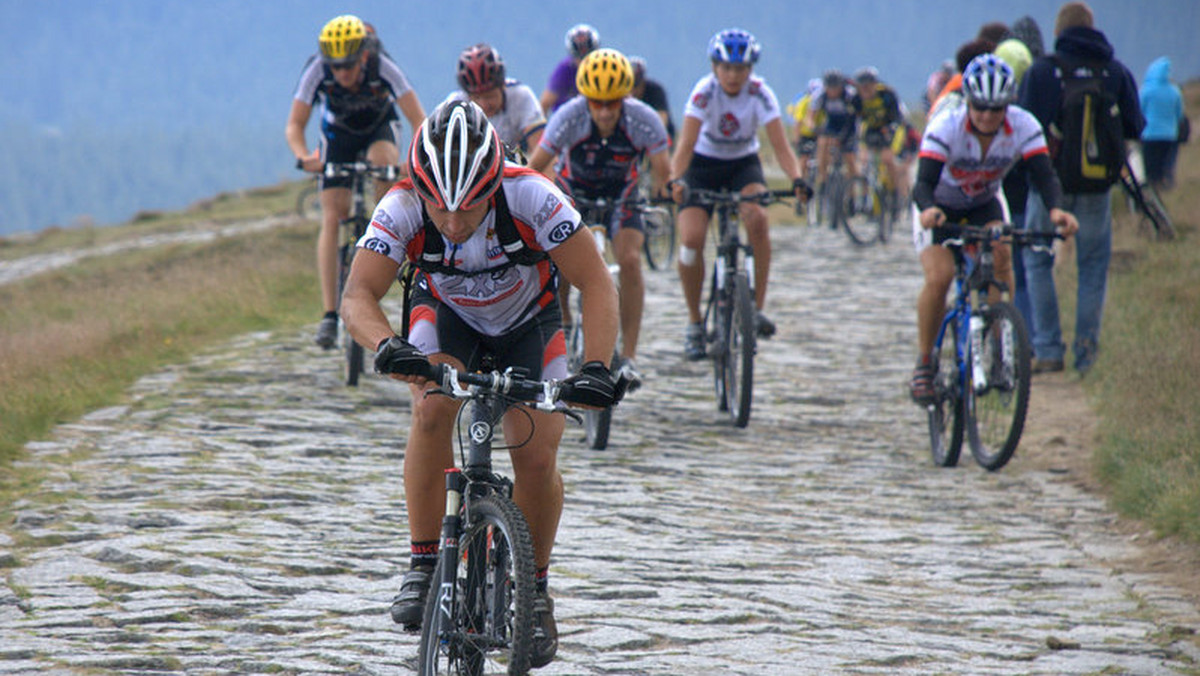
xmin=323 ymin=160 xmax=401 ymax=386
xmin=295 ymin=175 xmax=320 ymax=220
xmin=1118 ymin=159 xmax=1175 ymax=241
xmin=691 ymin=188 xmax=795 ymax=428
xmin=416 ymin=362 xmax=575 ymax=676
xmin=841 ymin=132 xmax=894 ymax=246
xmin=925 ymin=223 xmax=1060 ymax=471
xmin=635 ymin=170 xmax=676 ymax=271
xmin=565 ymin=194 xmax=663 ymax=449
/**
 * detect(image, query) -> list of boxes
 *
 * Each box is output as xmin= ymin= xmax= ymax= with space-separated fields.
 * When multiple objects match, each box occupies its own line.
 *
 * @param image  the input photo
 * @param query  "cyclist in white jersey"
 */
xmin=442 ymin=43 xmax=546 ymax=154
xmin=908 ymin=55 xmax=1078 ymax=404
xmin=669 ymin=28 xmax=808 ymax=360
xmin=529 ymin=48 xmax=670 ymax=390
xmin=340 ymin=100 xmax=621 ymax=668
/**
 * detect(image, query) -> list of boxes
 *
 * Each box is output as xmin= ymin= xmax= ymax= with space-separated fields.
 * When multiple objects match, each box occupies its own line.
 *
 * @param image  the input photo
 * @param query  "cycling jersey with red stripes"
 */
xmin=918 ymin=103 xmax=1049 ymax=211
xmin=358 ymin=167 xmax=581 ymax=336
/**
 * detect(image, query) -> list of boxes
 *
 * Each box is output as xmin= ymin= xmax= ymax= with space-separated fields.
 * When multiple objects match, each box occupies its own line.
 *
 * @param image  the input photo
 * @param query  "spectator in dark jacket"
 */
xmin=1016 ymin=1 xmax=1144 ymax=376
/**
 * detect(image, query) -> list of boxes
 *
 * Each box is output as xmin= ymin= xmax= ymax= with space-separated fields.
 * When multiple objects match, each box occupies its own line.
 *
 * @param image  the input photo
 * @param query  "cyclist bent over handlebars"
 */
xmin=340 ymin=101 xmax=621 ymax=669
xmin=909 ymin=55 xmax=1077 ymax=405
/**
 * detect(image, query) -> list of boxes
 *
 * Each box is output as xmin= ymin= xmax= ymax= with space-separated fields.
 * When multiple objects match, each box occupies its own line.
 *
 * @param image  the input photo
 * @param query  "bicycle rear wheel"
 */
xmin=418 ymin=494 xmax=537 ymax=675
xmin=877 ymin=187 xmax=895 ymax=244
xmin=929 ymin=320 xmax=965 ymax=467
xmin=642 ymin=205 xmax=676 ymax=271
xmin=841 ymin=176 xmax=882 ymax=246
xmin=725 ymin=274 xmax=756 ymax=427
xmin=966 ymin=302 xmax=1031 ymax=471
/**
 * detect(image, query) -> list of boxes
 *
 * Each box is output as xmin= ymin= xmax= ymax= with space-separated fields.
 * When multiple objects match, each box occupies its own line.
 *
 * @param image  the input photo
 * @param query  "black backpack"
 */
xmin=1048 ymin=55 xmax=1127 ymax=193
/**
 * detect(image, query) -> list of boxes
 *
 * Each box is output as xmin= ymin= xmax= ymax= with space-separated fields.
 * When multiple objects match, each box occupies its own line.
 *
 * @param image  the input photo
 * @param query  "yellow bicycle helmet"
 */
xmin=319 ymin=15 xmax=367 ymax=64
xmin=576 ymin=48 xmax=634 ymax=101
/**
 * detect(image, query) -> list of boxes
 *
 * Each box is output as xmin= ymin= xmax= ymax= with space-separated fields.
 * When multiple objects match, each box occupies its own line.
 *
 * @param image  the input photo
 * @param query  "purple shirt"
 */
xmin=546 ymin=57 xmax=578 ymax=111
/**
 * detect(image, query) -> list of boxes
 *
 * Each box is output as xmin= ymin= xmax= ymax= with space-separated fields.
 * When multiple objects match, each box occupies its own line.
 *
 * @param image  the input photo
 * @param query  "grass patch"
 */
xmin=0 ymin=183 xmax=319 ymax=506
xmin=1061 ymin=82 xmax=1200 ymax=543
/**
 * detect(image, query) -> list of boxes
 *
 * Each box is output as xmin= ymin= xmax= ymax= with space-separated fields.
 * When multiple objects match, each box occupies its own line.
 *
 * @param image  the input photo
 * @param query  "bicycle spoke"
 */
xmin=966 ymin=303 xmax=1030 ymax=470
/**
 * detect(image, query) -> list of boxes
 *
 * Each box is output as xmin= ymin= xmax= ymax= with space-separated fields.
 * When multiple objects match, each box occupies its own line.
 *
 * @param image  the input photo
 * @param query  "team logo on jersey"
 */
xmin=363 ymin=238 xmax=391 ymax=256
xmin=691 ymin=92 xmax=710 ymax=109
xmin=532 ymin=194 xmax=563 ymax=227
xmin=719 ymin=112 xmax=740 ymax=137
xmin=549 ymin=220 xmax=576 ymax=243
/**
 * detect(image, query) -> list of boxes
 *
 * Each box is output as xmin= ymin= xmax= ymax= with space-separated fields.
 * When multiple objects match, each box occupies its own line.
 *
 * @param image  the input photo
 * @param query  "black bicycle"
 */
xmin=926 ymin=224 xmax=1059 ymax=471
xmin=322 ymin=160 xmax=400 ymax=386
xmin=1118 ymin=159 xmax=1175 ymax=241
xmin=690 ymin=188 xmax=794 ymax=428
xmin=416 ymin=362 xmax=574 ymax=675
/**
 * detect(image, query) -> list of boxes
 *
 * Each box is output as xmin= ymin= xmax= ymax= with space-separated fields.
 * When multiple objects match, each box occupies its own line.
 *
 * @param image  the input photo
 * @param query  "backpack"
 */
xmin=1048 ymin=55 xmax=1127 ymax=193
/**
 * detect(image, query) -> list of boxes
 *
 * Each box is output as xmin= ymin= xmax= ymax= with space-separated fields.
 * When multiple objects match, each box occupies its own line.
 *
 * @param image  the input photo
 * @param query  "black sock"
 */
xmin=323 ymin=310 xmax=338 ymax=320
xmin=535 ymin=566 xmax=549 ymax=594
xmin=411 ymin=540 xmax=438 ymax=571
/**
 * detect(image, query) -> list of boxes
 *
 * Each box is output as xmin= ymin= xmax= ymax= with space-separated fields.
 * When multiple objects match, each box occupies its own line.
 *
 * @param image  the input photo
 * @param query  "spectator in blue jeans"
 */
xmin=1016 ymin=1 xmax=1143 ymax=375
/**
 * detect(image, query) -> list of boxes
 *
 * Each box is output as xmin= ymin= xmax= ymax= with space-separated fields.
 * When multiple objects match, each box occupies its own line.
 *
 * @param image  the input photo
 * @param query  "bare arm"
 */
xmin=550 ymin=230 xmax=618 ymax=364
xmin=526 ymin=145 xmax=558 ymax=180
xmin=648 ymin=148 xmax=670 ymax=197
xmin=764 ymin=117 xmax=801 ymax=181
xmin=396 ymin=90 xmax=426 ymax=133
xmin=669 ymin=116 xmax=702 ymax=201
xmin=539 ymin=89 xmax=558 ymax=117
xmin=286 ymin=99 xmax=320 ymax=171
xmin=341 ymin=249 xmax=403 ymax=356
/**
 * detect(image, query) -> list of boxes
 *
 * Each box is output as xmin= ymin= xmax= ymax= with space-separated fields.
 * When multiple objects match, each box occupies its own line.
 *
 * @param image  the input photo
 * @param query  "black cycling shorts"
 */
xmin=682 ymin=153 xmax=766 ymax=214
xmin=932 ymin=198 xmax=1005 ymax=246
xmin=407 ymin=279 xmax=567 ymax=381
xmin=319 ymin=118 xmax=401 ymax=190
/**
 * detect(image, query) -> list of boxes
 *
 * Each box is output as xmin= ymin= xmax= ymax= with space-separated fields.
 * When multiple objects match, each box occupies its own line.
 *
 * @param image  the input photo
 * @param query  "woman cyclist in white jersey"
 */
xmin=669 ymin=28 xmax=809 ymax=361
xmin=908 ymin=54 xmax=1078 ymax=404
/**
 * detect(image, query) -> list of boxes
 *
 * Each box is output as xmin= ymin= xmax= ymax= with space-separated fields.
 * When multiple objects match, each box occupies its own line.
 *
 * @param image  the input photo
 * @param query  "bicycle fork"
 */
xmin=434 ymin=469 xmax=467 ymax=631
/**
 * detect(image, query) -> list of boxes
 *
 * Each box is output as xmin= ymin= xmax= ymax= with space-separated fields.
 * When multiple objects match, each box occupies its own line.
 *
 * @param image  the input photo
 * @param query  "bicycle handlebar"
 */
xmin=571 ymin=194 xmax=674 ymax=212
xmin=943 ymin=223 xmax=1066 ymax=251
xmin=428 ymin=363 xmax=562 ymax=412
xmin=685 ymin=188 xmax=797 ymax=207
xmin=322 ymin=162 xmax=403 ymax=182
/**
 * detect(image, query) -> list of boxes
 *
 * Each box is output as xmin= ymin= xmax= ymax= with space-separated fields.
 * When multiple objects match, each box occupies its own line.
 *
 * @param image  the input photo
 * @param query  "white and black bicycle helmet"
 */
xmin=409 ymin=100 xmax=504 ymax=211
xmin=961 ymin=53 xmax=1016 ymax=107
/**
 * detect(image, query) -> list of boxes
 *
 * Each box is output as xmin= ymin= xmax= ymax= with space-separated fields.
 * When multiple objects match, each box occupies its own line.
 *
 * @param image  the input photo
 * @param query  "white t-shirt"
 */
xmin=442 ymin=80 xmax=546 ymax=149
xmin=683 ymin=73 xmax=782 ymax=159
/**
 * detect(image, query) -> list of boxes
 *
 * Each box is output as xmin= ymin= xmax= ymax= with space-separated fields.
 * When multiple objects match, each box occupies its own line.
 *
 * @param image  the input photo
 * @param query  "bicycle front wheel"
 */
xmin=584 ymin=352 xmax=619 ymax=450
xmin=725 ymin=274 xmax=756 ymax=427
xmin=339 ymin=216 xmax=369 ymax=387
xmin=418 ymin=494 xmax=537 ymax=676
xmin=966 ymin=302 xmax=1031 ymax=471
xmin=642 ymin=205 xmax=676 ymax=270
xmin=929 ymin=319 xmax=965 ymax=467
xmin=841 ymin=176 xmax=882 ymax=246
xmin=295 ymin=181 xmax=320 ymax=220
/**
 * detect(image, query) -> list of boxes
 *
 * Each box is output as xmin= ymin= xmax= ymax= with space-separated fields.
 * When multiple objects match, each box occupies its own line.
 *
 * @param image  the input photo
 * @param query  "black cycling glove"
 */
xmin=793 ymin=177 xmax=814 ymax=200
xmin=374 ymin=336 xmax=432 ymax=378
xmin=559 ymin=360 xmax=617 ymax=408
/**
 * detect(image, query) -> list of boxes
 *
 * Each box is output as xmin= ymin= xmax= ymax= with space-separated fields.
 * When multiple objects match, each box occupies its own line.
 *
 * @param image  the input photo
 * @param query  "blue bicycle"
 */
xmin=926 ymin=224 xmax=1059 ymax=471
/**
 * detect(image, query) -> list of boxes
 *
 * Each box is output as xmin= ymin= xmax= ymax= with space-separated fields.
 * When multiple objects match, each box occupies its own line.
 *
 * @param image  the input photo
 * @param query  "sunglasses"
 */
xmin=970 ymin=103 xmax=1007 ymax=113
xmin=330 ymin=61 xmax=359 ymax=72
xmin=586 ymin=98 xmax=623 ymax=110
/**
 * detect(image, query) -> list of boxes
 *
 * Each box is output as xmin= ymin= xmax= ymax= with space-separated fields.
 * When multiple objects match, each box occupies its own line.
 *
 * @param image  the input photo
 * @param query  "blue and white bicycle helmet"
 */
xmin=708 ymin=28 xmax=760 ymax=64
xmin=962 ymin=53 xmax=1016 ymax=107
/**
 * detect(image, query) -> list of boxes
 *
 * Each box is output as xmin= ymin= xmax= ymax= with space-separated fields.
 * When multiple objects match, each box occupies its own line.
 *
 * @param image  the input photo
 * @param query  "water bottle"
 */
xmin=969 ymin=314 xmax=986 ymax=389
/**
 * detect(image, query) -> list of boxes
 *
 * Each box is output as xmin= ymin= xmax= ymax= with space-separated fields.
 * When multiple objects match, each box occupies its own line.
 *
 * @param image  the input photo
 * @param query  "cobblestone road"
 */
xmin=2 ymin=222 xmax=1198 ymax=675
